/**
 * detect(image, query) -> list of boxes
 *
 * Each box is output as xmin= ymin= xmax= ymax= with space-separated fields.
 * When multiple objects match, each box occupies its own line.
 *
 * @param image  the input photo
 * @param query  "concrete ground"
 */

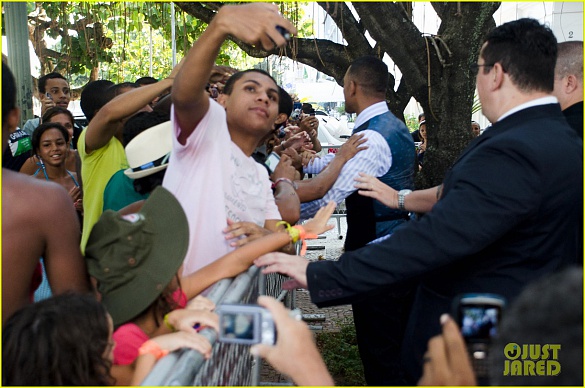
xmin=259 ymin=216 xmax=354 ymax=384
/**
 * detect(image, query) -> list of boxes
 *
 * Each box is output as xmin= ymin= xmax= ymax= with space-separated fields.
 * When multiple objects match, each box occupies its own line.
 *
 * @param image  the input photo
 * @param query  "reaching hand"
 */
xmin=254 ymin=252 xmax=309 ymax=289
xmin=418 ymin=315 xmax=477 ymax=386
xmin=337 ymin=133 xmax=368 ymax=161
xmin=302 ymin=201 xmax=336 ymax=236
xmin=282 ymin=131 xmax=312 ymax=152
xmin=165 ymin=308 xmax=219 ymax=335
xmin=354 ymin=172 xmax=399 ymax=209
xmin=250 ymin=296 xmax=334 ymax=386
xmin=214 ymin=4 xmax=297 ymax=51
xmin=300 ymin=150 xmax=320 ymax=167
xmin=150 ymin=330 xmax=213 ymax=360
xmin=186 ymin=295 xmax=215 ymax=312
xmin=299 ymin=115 xmax=319 ymax=137
xmin=224 ymin=220 xmax=272 ymax=248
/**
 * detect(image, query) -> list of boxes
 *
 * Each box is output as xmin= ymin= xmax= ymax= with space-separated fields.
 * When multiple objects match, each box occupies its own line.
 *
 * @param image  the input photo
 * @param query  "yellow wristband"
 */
xmin=163 ymin=313 xmax=175 ymax=331
xmin=276 ymin=221 xmax=300 ymax=243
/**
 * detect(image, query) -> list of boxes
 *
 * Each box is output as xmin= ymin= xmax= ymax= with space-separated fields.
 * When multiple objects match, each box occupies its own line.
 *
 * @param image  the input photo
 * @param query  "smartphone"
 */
xmin=453 ymin=294 xmax=506 ymax=381
xmin=265 ymin=152 xmax=280 ymax=174
xmin=45 ymin=92 xmax=52 ymax=100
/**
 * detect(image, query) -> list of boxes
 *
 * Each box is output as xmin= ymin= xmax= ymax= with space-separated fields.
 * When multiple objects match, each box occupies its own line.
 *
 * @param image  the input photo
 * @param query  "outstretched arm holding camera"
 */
xmin=171 ymin=4 xmax=296 ymax=144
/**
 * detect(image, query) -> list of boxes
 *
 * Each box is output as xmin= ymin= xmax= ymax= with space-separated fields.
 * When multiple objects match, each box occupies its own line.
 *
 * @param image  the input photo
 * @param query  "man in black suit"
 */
xmin=552 ymin=40 xmax=583 ymax=139
xmin=256 ymin=18 xmax=582 ymax=384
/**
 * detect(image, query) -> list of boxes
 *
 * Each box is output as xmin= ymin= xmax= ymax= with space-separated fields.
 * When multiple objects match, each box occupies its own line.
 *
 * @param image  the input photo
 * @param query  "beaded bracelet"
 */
xmin=271 ymin=177 xmax=298 ymax=190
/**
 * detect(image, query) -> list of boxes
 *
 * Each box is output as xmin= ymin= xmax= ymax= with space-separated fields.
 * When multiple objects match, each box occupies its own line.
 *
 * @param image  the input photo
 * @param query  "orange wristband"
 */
xmin=138 ymin=340 xmax=169 ymax=360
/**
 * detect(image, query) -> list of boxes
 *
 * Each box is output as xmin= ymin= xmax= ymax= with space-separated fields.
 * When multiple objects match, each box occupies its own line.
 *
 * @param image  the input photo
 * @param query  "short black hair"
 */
xmin=31 ymin=122 xmax=71 ymax=154
xmin=279 ymin=87 xmax=293 ymax=116
xmin=80 ymin=80 xmax=115 ymax=123
xmin=223 ymin=69 xmax=277 ymax=96
xmin=38 ymin=72 xmax=68 ymax=94
xmin=107 ymin=82 xmax=140 ymax=99
xmin=482 ymin=18 xmax=557 ymax=93
xmin=347 ymin=56 xmax=389 ymax=95
xmin=42 ymin=106 xmax=74 ymax=127
xmin=123 ymin=110 xmax=169 ymax=147
xmin=2 ymin=62 xmax=17 ymax=127
xmin=135 ymin=76 xmax=158 ymax=86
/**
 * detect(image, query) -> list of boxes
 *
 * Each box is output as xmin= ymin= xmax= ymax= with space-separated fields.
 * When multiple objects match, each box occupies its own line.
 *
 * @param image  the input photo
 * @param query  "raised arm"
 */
xmin=172 ymin=4 xmax=296 ymax=144
xmin=84 ymin=76 xmax=176 ymax=153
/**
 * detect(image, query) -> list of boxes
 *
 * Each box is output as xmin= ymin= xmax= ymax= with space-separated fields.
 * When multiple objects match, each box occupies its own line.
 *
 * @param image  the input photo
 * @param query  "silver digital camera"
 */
xmin=217 ymin=304 xmax=276 ymax=345
xmin=217 ymin=304 xmax=301 ymax=346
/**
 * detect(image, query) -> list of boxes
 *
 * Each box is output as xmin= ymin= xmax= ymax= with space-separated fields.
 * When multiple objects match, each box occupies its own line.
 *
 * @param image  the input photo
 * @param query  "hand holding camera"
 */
xmin=241 ymin=296 xmax=334 ymax=386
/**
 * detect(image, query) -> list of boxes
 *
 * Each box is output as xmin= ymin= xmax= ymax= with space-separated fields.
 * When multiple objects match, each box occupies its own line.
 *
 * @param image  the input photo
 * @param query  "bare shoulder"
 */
xmin=3 ymin=170 xmax=72 ymax=216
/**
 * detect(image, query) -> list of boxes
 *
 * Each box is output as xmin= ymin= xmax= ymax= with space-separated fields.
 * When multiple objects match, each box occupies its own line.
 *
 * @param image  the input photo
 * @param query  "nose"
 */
xmin=256 ymin=91 xmax=270 ymax=104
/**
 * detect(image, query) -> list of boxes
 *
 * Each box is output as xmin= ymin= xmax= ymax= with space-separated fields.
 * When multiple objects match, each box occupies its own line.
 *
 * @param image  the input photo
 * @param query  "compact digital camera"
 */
xmin=453 ymin=293 xmax=506 ymax=381
xmin=290 ymin=102 xmax=303 ymax=121
xmin=217 ymin=304 xmax=301 ymax=346
xmin=217 ymin=304 xmax=276 ymax=345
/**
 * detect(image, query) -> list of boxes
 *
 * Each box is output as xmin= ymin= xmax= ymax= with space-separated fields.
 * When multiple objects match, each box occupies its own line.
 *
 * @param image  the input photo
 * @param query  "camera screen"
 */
xmin=220 ymin=311 xmax=258 ymax=343
xmin=460 ymin=306 xmax=499 ymax=340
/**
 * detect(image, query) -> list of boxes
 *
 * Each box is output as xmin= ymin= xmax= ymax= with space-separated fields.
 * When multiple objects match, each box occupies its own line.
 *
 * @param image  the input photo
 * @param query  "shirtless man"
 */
xmin=2 ymin=62 xmax=89 ymax=324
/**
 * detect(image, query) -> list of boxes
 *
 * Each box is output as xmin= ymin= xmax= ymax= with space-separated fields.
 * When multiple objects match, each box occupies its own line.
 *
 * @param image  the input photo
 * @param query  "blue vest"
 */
xmin=345 ymin=111 xmax=416 ymax=251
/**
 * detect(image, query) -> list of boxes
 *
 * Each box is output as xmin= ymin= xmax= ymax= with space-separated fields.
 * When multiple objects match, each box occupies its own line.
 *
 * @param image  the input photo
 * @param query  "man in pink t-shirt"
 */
xmin=163 ymin=4 xmax=297 ymax=275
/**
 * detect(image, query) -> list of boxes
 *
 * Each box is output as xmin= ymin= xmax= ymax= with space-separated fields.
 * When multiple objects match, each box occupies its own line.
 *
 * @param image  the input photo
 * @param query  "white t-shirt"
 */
xmin=163 ymin=100 xmax=281 ymax=276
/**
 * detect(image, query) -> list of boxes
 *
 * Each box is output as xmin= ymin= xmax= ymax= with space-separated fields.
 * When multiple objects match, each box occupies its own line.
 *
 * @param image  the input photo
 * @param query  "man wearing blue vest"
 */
xmin=300 ymin=56 xmax=417 ymax=385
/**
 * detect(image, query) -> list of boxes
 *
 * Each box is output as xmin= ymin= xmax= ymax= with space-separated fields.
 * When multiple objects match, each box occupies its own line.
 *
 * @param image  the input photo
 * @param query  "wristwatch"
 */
xmin=397 ymin=189 xmax=412 ymax=211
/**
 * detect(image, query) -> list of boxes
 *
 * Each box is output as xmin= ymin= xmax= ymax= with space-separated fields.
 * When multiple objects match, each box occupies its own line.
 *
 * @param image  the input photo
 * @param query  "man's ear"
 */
xmin=275 ymin=112 xmax=288 ymax=126
xmin=565 ymin=74 xmax=579 ymax=94
xmin=348 ymin=80 xmax=357 ymax=96
xmin=217 ymin=93 xmax=228 ymax=108
xmin=491 ymin=63 xmax=506 ymax=91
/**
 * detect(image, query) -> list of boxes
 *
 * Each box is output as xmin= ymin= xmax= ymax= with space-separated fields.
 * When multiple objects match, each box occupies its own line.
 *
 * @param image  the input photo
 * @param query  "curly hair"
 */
xmin=2 ymin=293 xmax=114 ymax=386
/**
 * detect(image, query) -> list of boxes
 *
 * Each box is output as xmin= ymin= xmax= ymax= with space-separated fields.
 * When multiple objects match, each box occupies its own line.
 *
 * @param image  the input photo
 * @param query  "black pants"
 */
xmin=352 ymin=285 xmax=416 ymax=386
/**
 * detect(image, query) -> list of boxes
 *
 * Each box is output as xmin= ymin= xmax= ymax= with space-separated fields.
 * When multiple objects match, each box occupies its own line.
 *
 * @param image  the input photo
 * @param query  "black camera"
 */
xmin=453 ymin=293 xmax=506 ymax=381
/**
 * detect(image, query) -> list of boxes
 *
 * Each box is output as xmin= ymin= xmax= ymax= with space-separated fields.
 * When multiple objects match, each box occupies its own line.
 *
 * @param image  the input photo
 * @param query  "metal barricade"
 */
xmin=141 ymin=243 xmax=300 ymax=386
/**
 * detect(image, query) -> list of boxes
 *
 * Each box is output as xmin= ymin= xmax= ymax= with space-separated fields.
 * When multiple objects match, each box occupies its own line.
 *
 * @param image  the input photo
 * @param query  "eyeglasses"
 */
xmin=470 ymin=63 xmax=494 ymax=75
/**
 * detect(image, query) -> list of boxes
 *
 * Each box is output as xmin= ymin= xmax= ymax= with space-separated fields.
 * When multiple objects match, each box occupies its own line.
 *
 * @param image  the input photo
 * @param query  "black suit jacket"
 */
xmin=306 ymin=103 xmax=583 ymax=381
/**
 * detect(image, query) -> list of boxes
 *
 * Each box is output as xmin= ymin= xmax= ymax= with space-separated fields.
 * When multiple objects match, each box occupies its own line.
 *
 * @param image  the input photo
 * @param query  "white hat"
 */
xmin=124 ymin=121 xmax=172 ymax=179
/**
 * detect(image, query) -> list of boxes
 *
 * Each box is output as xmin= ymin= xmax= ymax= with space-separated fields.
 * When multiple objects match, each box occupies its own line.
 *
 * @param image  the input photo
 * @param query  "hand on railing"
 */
xmin=165 ymin=308 xmax=219 ymax=335
xmin=186 ymin=295 xmax=215 ymax=312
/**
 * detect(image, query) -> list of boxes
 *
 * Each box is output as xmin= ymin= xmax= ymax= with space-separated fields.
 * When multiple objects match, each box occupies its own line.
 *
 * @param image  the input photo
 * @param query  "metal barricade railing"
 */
xmin=141 ymin=242 xmax=300 ymax=386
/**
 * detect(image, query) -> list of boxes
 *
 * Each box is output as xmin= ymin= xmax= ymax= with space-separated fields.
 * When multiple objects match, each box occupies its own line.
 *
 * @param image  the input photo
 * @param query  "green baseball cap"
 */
xmin=85 ymin=186 xmax=188 ymax=327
